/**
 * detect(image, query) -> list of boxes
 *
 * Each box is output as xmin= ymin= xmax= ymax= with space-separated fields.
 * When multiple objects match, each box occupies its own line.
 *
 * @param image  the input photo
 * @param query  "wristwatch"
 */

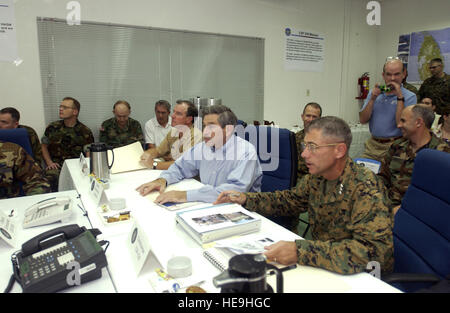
xmin=397 ymin=97 xmax=405 ymax=101
xmin=152 ymin=161 xmax=158 ymax=170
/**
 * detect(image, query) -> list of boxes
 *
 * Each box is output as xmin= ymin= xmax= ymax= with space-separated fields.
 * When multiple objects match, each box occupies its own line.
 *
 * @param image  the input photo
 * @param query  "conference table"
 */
xmin=55 ymin=158 xmax=400 ymax=293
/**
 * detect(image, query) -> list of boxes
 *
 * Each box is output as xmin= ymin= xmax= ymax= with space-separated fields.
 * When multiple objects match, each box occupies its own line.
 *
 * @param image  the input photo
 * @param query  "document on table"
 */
xmin=145 ymin=179 xmax=207 ymax=211
xmin=108 ymin=141 xmax=147 ymax=174
xmin=267 ymin=265 xmax=351 ymax=293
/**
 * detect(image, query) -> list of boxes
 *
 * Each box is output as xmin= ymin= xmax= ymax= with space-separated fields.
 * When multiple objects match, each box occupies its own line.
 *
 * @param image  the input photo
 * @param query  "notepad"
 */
xmin=108 ymin=141 xmax=147 ymax=174
xmin=202 ymin=234 xmax=282 ymax=271
xmin=203 ymin=247 xmax=236 ymax=272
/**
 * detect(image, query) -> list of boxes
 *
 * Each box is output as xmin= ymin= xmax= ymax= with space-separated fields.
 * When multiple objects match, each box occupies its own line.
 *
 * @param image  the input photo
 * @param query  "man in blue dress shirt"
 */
xmin=136 ymin=104 xmax=262 ymax=203
xmin=359 ymin=57 xmax=417 ymax=161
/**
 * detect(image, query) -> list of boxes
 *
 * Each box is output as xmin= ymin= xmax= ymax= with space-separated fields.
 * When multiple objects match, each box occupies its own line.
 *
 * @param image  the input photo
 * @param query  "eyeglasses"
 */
xmin=301 ymin=142 xmax=343 ymax=153
xmin=429 ymin=65 xmax=441 ymax=70
xmin=386 ymin=56 xmax=400 ymax=62
xmin=59 ymin=105 xmax=74 ymax=110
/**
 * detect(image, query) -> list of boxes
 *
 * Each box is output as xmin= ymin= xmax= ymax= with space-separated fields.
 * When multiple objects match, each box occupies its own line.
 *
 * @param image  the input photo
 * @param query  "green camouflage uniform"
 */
xmin=293 ymin=129 xmax=310 ymax=236
xmin=19 ymin=124 xmax=44 ymax=168
xmin=418 ymin=73 xmax=450 ymax=115
xmin=0 ymin=141 xmax=51 ymax=198
xmin=99 ymin=117 xmax=144 ymax=148
xmin=378 ymin=133 xmax=450 ymax=207
xmin=294 ymin=129 xmax=309 ymax=183
xmin=403 ymin=82 xmax=418 ymax=95
xmin=244 ymin=157 xmax=394 ymax=275
xmin=42 ymin=120 xmax=94 ymax=191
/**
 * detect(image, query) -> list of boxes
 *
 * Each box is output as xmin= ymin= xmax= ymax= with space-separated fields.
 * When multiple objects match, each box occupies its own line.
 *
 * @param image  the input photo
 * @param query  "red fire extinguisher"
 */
xmin=356 ymin=72 xmax=370 ymax=99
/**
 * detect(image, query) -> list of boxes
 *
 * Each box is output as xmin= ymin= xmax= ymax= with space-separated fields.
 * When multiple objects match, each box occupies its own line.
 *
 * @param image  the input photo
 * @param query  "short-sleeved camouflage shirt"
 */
xmin=42 ymin=120 xmax=94 ymax=166
xmin=19 ymin=124 xmax=44 ymax=167
xmin=378 ymin=133 xmax=450 ymax=207
xmin=244 ymin=158 xmax=394 ymax=275
xmin=99 ymin=117 xmax=144 ymax=148
xmin=0 ymin=141 xmax=51 ymax=198
xmin=156 ymin=126 xmax=203 ymax=161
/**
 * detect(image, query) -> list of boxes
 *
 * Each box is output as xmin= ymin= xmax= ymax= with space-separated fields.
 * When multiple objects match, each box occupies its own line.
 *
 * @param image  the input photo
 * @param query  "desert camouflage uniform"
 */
xmin=0 ymin=141 xmax=51 ymax=198
xmin=19 ymin=124 xmax=44 ymax=168
xmin=418 ymin=73 xmax=450 ymax=115
xmin=244 ymin=157 xmax=394 ymax=275
xmin=156 ymin=126 xmax=202 ymax=161
xmin=378 ymin=133 xmax=450 ymax=207
xmin=99 ymin=117 xmax=144 ymax=148
xmin=42 ymin=120 xmax=94 ymax=191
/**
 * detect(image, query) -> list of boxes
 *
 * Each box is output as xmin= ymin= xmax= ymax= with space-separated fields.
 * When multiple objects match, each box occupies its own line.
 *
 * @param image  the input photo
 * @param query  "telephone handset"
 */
xmin=9 ymin=224 xmax=108 ymax=293
xmin=23 ymin=196 xmax=73 ymax=229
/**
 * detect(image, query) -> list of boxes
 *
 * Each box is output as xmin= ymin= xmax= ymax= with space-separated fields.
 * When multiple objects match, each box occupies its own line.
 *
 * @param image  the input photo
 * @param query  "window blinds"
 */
xmin=37 ymin=18 xmax=264 ymax=140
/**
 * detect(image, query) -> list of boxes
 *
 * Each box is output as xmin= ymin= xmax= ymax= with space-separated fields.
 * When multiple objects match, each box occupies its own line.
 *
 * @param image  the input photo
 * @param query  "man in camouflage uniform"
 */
xmin=0 ymin=141 xmax=51 ymax=198
xmin=418 ymin=58 xmax=450 ymax=115
xmin=42 ymin=97 xmax=94 ymax=191
xmin=288 ymin=102 xmax=323 ymax=236
xmin=216 ymin=116 xmax=393 ymax=275
xmin=378 ymin=105 xmax=450 ymax=214
xmin=99 ymin=100 xmax=144 ymax=148
xmin=0 ymin=107 xmax=44 ymax=167
xmin=295 ymin=102 xmax=322 ymax=182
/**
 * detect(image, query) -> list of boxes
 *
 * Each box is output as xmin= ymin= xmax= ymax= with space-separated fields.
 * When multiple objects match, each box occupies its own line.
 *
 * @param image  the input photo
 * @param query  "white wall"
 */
xmin=376 ymin=0 xmax=450 ymax=84
xmin=1 ymin=0 xmax=382 ymax=136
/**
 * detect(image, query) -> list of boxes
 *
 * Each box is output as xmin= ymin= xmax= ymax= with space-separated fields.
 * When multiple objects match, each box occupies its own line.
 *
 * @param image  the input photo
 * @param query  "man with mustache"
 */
xmin=359 ymin=58 xmax=417 ymax=162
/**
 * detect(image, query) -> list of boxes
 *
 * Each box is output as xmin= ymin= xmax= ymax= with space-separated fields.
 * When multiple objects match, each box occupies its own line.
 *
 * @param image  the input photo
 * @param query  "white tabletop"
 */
xmin=56 ymin=158 xmax=400 ymax=293
xmin=0 ymin=190 xmax=116 ymax=293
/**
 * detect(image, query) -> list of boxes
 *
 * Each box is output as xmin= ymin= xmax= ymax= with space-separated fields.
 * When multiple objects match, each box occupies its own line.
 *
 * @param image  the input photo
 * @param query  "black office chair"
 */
xmin=0 ymin=128 xmax=34 ymax=157
xmin=237 ymin=125 xmax=298 ymax=230
xmin=236 ymin=119 xmax=247 ymax=128
xmin=382 ymin=149 xmax=450 ymax=292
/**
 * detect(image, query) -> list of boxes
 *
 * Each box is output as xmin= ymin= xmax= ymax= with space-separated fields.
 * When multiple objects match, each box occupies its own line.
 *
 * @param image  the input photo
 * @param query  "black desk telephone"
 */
xmin=8 ymin=224 xmax=108 ymax=293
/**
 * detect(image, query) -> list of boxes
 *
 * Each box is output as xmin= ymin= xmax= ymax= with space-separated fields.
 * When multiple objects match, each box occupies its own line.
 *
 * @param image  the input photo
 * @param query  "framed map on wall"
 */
xmin=398 ymin=27 xmax=450 ymax=84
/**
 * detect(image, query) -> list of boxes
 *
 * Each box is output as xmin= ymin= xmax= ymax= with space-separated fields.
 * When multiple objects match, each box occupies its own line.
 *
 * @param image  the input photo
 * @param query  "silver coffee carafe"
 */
xmin=89 ymin=143 xmax=114 ymax=181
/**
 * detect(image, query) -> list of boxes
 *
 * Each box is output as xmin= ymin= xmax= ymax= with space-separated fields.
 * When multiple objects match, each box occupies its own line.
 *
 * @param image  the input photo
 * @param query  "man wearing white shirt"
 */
xmin=136 ymin=104 xmax=262 ymax=203
xmin=144 ymin=100 xmax=172 ymax=149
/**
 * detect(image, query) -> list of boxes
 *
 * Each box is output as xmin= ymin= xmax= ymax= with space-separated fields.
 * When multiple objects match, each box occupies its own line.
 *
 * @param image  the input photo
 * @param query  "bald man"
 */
xmin=359 ymin=58 xmax=417 ymax=161
xmin=378 ymin=105 xmax=450 ymax=214
xmin=99 ymin=100 xmax=144 ymax=148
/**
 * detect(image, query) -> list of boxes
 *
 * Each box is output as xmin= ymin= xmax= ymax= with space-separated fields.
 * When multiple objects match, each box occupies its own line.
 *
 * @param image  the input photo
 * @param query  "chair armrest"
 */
xmin=382 ymin=273 xmax=441 ymax=284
